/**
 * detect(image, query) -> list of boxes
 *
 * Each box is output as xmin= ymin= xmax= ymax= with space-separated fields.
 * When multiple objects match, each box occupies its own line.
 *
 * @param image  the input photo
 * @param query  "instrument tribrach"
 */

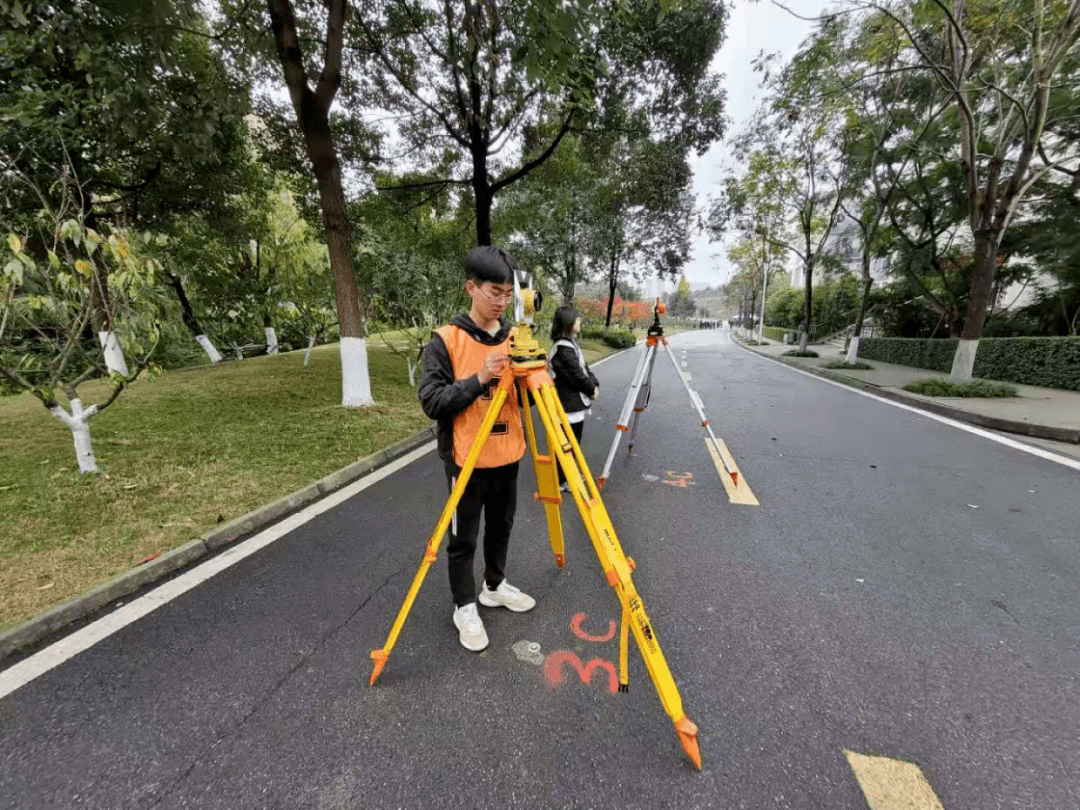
xmin=368 ymin=276 xmax=702 ymax=770
xmin=598 ymin=299 xmax=738 ymax=491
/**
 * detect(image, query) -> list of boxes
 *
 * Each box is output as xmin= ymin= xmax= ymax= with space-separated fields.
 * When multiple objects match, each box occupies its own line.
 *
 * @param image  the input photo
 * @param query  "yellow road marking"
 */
xmin=843 ymin=750 xmax=945 ymax=810
xmin=683 ymin=371 xmax=692 ymax=381
xmin=705 ymin=438 xmax=759 ymax=505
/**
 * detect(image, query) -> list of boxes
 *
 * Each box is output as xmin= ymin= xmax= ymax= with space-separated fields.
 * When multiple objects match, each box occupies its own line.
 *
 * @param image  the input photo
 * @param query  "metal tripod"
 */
xmin=598 ymin=303 xmax=737 ymax=490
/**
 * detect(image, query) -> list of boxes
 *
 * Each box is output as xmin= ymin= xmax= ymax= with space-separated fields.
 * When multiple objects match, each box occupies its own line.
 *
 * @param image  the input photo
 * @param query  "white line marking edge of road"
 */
xmin=0 ymin=441 xmax=438 ymax=700
xmin=741 ymin=345 xmax=1080 ymax=473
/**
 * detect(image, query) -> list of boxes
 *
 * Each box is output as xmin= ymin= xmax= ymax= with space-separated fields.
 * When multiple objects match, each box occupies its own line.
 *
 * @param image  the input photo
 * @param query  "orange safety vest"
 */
xmin=434 ymin=324 xmax=526 ymax=469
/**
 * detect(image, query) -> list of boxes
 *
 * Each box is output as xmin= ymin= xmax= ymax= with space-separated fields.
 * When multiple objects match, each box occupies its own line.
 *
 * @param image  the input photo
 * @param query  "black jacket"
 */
xmin=418 ymin=314 xmax=514 ymax=466
xmin=550 ymin=340 xmax=599 ymax=414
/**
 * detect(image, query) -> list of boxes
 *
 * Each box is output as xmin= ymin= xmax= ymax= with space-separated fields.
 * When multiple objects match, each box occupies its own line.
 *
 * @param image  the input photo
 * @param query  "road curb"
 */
xmin=732 ymin=339 xmax=1080 ymax=444
xmin=0 ymin=423 xmax=438 ymax=664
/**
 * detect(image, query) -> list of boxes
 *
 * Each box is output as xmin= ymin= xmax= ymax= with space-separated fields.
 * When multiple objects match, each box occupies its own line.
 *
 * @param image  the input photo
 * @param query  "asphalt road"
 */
xmin=2 ymin=329 xmax=1078 ymax=810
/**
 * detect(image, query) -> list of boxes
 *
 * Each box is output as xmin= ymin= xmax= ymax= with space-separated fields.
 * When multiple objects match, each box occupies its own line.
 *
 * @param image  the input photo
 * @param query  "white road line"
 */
xmin=743 ymin=349 xmax=1080 ymax=473
xmin=0 ymin=442 xmax=437 ymax=700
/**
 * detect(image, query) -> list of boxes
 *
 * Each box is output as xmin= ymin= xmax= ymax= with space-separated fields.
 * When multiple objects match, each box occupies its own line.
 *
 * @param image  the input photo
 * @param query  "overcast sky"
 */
xmin=684 ymin=0 xmax=825 ymax=288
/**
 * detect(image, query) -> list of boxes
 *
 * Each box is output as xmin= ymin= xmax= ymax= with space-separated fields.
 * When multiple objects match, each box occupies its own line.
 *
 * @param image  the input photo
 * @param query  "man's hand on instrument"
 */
xmin=478 ymin=353 xmax=509 ymax=385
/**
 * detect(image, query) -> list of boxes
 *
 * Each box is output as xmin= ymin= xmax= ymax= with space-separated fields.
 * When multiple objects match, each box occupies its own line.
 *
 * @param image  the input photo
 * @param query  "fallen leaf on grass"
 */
xmin=37 ymin=582 xmax=54 ymax=590
xmin=122 ymin=484 xmax=137 ymax=490
xmin=138 ymin=552 xmax=162 ymax=565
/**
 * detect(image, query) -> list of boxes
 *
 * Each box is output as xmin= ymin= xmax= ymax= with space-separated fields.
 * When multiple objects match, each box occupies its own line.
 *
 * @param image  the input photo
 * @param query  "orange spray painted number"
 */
xmin=544 ymin=613 xmax=619 ymax=694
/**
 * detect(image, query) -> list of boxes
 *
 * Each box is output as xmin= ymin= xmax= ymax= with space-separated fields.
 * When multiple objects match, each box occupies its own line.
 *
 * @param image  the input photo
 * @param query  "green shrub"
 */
xmin=972 ymin=337 xmax=1080 ymax=391
xmin=742 ymin=339 xmax=770 ymax=345
xmin=903 ymin=378 xmax=1018 ymax=398
xmin=823 ymin=360 xmax=874 ymax=370
xmin=580 ymin=325 xmax=607 ymax=341
xmin=782 ymin=349 xmax=819 ymax=357
xmin=858 ymin=337 xmax=958 ymax=371
xmin=761 ymin=326 xmax=791 ymax=342
xmin=860 ymin=336 xmax=1080 ymax=391
xmin=601 ymin=329 xmax=637 ymax=349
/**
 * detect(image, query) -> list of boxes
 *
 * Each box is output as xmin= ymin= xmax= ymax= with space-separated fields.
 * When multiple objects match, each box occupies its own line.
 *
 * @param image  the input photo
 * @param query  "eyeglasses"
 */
xmin=482 ymin=286 xmax=515 ymax=302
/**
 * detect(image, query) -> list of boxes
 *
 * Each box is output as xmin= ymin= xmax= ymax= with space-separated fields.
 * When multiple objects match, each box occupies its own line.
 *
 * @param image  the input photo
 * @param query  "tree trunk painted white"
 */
xmin=845 ymin=335 xmax=861 ymax=364
xmin=340 ymin=336 xmax=374 ymax=407
xmin=265 ymin=327 xmax=279 ymax=355
xmin=303 ymin=335 xmax=316 ymax=367
xmin=407 ymin=357 xmax=417 ymax=387
xmin=799 ymin=330 xmax=809 ymax=352
xmin=195 ymin=334 xmax=223 ymax=364
xmin=950 ymin=339 xmax=980 ymax=381
xmin=49 ymin=398 xmax=100 ymax=474
xmin=97 ymin=331 xmax=130 ymax=377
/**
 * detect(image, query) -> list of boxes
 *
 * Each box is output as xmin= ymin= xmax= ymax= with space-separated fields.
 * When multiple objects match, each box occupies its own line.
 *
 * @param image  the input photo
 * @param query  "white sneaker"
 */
xmin=478 ymin=580 xmax=536 ymax=613
xmin=453 ymin=603 xmax=489 ymax=652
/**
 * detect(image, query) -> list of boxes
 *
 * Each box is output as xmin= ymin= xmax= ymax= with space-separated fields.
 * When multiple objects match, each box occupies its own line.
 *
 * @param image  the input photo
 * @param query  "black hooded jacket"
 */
xmin=418 ymin=314 xmax=514 ymax=466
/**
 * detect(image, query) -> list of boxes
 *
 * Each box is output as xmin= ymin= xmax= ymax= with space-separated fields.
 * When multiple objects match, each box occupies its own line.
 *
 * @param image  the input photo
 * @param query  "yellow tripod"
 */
xmin=368 ymin=318 xmax=702 ymax=770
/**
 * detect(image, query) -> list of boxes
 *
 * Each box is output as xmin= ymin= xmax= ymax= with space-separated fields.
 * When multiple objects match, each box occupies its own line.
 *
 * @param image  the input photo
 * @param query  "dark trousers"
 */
xmin=557 ymin=420 xmax=586 ymax=486
xmin=445 ymin=461 xmax=519 ymax=607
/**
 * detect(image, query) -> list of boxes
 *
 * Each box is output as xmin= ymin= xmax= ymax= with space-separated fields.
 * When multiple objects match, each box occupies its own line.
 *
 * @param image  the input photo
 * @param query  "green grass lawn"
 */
xmin=0 ymin=336 xmax=626 ymax=631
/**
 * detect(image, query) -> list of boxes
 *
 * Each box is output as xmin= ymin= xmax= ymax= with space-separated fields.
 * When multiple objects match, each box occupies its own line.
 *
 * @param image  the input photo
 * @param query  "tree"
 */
xmin=668 ymin=275 xmax=696 ymax=317
xmin=1 ymin=0 xmax=258 ymax=372
xmin=351 ymin=171 xmax=473 ymax=385
xmin=584 ymin=136 xmax=695 ymax=328
xmin=356 ymin=0 xmax=727 ymax=246
xmin=260 ymin=0 xmax=374 ymax=406
xmin=499 ymin=130 xmax=596 ymax=303
xmin=1 ymin=166 xmax=160 ymax=473
xmin=844 ymin=0 xmax=1080 ymax=377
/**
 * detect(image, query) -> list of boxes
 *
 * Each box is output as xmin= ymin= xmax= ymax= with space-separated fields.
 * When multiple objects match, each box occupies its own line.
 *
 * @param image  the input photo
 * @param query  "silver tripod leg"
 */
xmin=626 ymin=343 xmax=658 ymax=455
xmin=599 ymin=343 xmax=655 ymax=488
xmin=660 ymin=340 xmax=738 ymax=485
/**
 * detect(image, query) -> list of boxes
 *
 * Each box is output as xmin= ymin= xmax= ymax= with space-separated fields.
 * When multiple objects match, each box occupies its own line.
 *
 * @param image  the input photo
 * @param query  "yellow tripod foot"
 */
xmin=369 ymin=649 xmax=389 ymax=686
xmin=674 ymin=715 xmax=702 ymax=770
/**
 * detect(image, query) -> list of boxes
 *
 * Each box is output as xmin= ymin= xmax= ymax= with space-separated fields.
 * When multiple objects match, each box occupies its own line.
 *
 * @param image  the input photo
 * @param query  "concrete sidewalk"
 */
xmin=733 ymin=334 xmax=1080 ymax=445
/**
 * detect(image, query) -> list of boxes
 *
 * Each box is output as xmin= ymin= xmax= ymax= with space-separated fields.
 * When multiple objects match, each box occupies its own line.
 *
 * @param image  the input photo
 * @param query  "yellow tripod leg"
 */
xmin=519 ymin=379 xmax=566 ymax=568
xmin=369 ymin=376 xmax=513 ymax=686
xmin=528 ymin=381 xmax=701 ymax=769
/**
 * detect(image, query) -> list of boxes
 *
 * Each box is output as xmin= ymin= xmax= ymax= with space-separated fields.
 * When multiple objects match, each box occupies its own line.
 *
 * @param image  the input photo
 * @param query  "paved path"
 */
xmin=2 ymin=329 xmax=1078 ymax=810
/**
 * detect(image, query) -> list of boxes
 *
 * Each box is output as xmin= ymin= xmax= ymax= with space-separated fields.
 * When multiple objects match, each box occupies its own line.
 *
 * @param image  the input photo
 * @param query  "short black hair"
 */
xmin=464 ymin=245 xmax=517 ymax=284
xmin=550 ymin=305 xmax=580 ymax=342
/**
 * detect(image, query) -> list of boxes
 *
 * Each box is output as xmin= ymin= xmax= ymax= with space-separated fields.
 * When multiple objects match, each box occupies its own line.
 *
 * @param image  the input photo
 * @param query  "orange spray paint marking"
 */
xmin=570 ymin=612 xmax=616 ymax=643
xmin=543 ymin=651 xmax=618 ymax=694
xmin=663 ymin=471 xmax=696 ymax=488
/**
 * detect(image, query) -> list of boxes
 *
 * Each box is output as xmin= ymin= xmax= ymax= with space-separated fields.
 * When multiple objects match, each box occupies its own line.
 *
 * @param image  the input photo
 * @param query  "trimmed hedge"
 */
xmin=858 ymin=336 xmax=1080 ymax=391
xmin=601 ymin=329 xmax=637 ymax=349
xmin=972 ymin=337 xmax=1080 ymax=392
xmin=858 ymin=338 xmax=959 ymax=372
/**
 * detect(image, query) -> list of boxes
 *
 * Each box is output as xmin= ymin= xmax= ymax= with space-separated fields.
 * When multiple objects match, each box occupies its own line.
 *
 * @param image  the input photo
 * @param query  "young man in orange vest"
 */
xmin=418 ymin=245 xmax=536 ymax=652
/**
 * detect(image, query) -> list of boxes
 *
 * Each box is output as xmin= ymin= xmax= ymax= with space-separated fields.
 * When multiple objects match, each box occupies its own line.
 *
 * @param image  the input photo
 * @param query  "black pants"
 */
xmin=445 ymin=461 xmax=519 ymax=607
xmin=557 ymin=420 xmax=586 ymax=486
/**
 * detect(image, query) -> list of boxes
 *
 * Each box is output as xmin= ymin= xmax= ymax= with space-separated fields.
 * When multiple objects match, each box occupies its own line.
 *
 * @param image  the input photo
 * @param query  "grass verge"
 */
xmin=823 ymin=360 xmax=874 ymax=370
xmin=902 ymin=378 xmax=1019 ymax=398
